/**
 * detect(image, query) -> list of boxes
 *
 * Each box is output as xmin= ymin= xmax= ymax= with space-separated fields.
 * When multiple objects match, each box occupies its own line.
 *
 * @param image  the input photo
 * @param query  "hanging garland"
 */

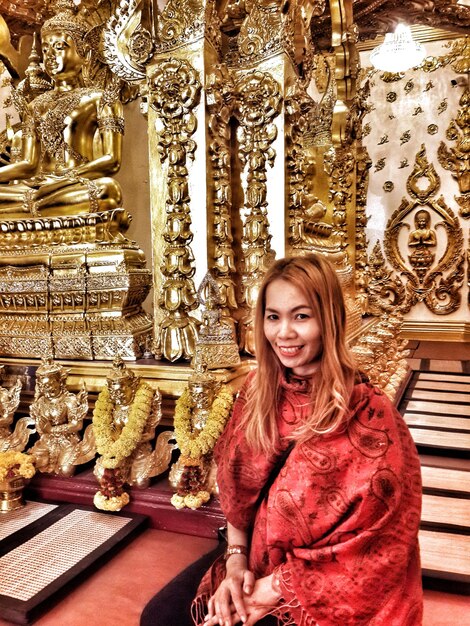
xmin=92 ymin=381 xmax=155 ymax=469
xmin=171 ymin=383 xmax=233 ymax=510
xmin=173 ymin=384 xmax=233 ymax=461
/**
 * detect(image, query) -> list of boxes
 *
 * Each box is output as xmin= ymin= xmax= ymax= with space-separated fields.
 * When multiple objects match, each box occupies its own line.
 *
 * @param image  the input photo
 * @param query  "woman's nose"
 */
xmin=278 ymin=318 xmax=295 ymax=338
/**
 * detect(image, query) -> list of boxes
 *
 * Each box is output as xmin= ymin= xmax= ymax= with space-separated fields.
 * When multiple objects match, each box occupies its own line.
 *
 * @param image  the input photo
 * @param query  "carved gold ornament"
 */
xmin=437 ymin=98 xmax=449 ymax=115
xmin=380 ymin=146 xmax=464 ymax=315
xmin=206 ymin=66 xmax=238 ymax=321
xmin=234 ymin=70 xmax=281 ymax=354
xmin=355 ymin=147 xmax=372 ymax=315
xmin=400 ymin=130 xmax=411 ymax=145
xmin=374 ymin=157 xmax=386 ymax=172
xmin=194 ymin=272 xmax=240 ymax=370
xmin=438 ymin=87 xmax=470 ymax=219
xmin=149 ymin=58 xmax=201 ymax=362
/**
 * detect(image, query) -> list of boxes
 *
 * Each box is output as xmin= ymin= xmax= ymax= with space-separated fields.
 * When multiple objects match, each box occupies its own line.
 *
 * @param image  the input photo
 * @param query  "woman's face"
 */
xmin=263 ymin=278 xmax=322 ymax=376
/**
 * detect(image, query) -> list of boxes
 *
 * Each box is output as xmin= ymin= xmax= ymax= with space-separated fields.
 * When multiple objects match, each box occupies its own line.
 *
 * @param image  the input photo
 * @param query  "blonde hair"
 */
xmin=241 ymin=254 xmax=357 ymax=454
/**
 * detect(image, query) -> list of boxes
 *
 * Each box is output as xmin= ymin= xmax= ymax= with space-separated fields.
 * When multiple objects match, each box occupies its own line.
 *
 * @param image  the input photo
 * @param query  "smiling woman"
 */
xmin=141 ymin=254 xmax=424 ymax=626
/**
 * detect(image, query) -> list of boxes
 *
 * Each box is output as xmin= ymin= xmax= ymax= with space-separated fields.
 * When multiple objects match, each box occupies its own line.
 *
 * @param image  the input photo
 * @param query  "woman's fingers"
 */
xmin=214 ymin=589 xmax=235 ymax=626
xmin=229 ymin=580 xmax=247 ymax=623
xmin=243 ymin=570 xmax=255 ymax=595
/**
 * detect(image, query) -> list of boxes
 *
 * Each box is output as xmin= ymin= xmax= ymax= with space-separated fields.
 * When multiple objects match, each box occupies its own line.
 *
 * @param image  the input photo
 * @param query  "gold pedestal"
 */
xmin=0 ymin=476 xmax=26 ymax=513
xmin=0 ymin=210 xmax=152 ymax=360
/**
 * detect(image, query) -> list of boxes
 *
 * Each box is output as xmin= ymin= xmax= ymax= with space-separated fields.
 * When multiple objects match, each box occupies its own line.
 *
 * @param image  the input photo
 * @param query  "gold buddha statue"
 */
xmin=93 ymin=357 xmax=174 ymax=511
xmin=0 ymin=0 xmax=123 ymax=218
xmin=0 ymin=0 xmax=152 ymax=360
xmin=0 ymin=365 xmax=35 ymax=452
xmin=29 ymin=356 xmax=94 ymax=476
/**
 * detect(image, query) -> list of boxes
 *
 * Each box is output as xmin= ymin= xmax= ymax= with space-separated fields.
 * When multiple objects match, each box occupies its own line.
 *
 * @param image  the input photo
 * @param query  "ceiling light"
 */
xmin=370 ymin=24 xmax=426 ymax=72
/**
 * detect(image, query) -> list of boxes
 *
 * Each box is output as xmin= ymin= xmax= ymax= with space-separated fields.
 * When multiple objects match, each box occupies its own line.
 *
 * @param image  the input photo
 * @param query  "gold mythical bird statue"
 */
xmin=29 ymin=356 xmax=95 ymax=476
xmin=170 ymin=360 xmax=234 ymax=510
xmin=93 ymin=356 xmax=175 ymax=511
xmin=0 ymin=365 xmax=35 ymax=452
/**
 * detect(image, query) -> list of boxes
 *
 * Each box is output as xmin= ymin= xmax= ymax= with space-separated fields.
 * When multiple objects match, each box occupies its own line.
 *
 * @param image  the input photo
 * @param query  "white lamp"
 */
xmin=370 ymin=24 xmax=426 ymax=72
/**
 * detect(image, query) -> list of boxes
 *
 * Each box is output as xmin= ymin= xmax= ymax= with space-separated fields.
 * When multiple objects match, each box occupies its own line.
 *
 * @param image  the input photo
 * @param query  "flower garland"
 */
xmin=173 ymin=384 xmax=233 ymax=461
xmin=171 ymin=384 xmax=233 ymax=510
xmin=94 ymin=490 xmax=130 ymax=512
xmin=0 ymin=451 xmax=36 ymax=482
xmin=92 ymin=381 xmax=154 ymax=469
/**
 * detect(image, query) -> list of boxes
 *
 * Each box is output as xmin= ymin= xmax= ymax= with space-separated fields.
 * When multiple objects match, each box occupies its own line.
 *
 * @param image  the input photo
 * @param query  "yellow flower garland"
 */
xmin=0 ymin=451 xmax=36 ymax=481
xmin=92 ymin=381 xmax=155 ymax=469
xmin=173 ymin=384 xmax=234 ymax=460
xmin=94 ymin=490 xmax=130 ymax=512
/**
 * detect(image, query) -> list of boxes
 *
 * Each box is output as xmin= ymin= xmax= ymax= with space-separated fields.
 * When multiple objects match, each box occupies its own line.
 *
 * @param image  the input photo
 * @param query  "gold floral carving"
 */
xmin=323 ymin=146 xmax=354 ymax=251
xmin=234 ymin=70 xmax=281 ymax=354
xmin=222 ymin=0 xmax=316 ymax=68
xmin=379 ymin=146 xmax=464 ymax=315
xmin=206 ymin=65 xmax=237 ymax=323
xmin=351 ymin=313 xmax=410 ymax=401
xmin=437 ymin=87 xmax=470 ymax=219
xmin=421 ymin=36 xmax=470 ymax=74
xmin=355 ymin=147 xmax=372 ymax=314
xmin=149 ymin=58 xmax=201 ymax=362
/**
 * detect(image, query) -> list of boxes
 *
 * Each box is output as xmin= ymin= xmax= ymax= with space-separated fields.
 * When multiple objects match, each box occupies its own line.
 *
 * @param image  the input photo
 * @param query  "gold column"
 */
xmin=146 ymin=0 xmax=227 ymax=362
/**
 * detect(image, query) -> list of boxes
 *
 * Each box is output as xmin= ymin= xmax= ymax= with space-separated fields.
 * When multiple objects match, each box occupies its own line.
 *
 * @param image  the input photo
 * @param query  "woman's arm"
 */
xmin=205 ymin=522 xmax=254 ymax=625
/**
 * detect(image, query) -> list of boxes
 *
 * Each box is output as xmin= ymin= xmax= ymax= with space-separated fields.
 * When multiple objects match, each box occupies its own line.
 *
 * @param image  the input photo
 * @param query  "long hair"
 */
xmin=241 ymin=254 xmax=357 ymax=454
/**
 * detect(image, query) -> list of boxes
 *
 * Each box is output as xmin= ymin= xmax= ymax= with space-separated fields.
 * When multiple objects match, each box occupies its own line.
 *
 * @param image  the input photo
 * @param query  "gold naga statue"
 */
xmin=28 ymin=356 xmax=95 ymax=475
xmin=92 ymin=357 xmax=175 ymax=511
xmin=170 ymin=360 xmax=234 ymax=510
xmin=0 ymin=0 xmax=152 ymax=360
xmin=0 ymin=365 xmax=35 ymax=452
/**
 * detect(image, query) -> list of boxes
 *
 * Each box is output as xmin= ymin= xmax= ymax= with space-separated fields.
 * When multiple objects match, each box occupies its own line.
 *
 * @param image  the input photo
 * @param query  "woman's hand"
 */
xmin=204 ymin=572 xmax=281 ymax=626
xmin=204 ymin=554 xmax=255 ymax=625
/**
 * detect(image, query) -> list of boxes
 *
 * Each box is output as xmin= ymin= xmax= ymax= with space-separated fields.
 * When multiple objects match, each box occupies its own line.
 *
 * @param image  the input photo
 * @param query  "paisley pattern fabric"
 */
xmin=193 ymin=372 xmax=423 ymax=626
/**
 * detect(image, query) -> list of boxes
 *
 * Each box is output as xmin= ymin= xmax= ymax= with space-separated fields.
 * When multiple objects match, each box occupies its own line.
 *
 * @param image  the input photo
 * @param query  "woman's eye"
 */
xmin=296 ymin=313 xmax=309 ymax=320
xmin=266 ymin=314 xmax=278 ymax=320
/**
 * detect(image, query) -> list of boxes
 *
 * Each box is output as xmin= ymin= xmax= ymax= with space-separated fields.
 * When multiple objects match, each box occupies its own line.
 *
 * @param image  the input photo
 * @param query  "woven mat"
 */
xmin=0 ymin=502 xmax=57 ymax=542
xmin=0 ymin=502 xmax=147 ymax=625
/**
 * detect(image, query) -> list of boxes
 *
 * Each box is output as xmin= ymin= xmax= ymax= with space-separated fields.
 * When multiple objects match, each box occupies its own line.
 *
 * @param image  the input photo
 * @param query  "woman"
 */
xmin=141 ymin=254 xmax=423 ymax=626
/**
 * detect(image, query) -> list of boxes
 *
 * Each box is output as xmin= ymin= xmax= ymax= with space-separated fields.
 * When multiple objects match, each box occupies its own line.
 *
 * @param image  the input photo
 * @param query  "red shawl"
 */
xmin=193 ymin=372 xmax=423 ymax=626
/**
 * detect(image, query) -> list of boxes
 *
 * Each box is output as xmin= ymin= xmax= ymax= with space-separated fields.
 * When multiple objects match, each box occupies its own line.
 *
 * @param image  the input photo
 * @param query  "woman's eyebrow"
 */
xmin=265 ymin=304 xmax=312 ymax=313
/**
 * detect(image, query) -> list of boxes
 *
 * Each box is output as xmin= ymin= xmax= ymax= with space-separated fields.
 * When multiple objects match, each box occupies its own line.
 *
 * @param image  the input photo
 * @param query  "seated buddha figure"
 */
xmin=0 ymin=0 xmax=124 ymax=219
xmin=93 ymin=357 xmax=173 ymax=511
xmin=29 ymin=356 xmax=94 ymax=476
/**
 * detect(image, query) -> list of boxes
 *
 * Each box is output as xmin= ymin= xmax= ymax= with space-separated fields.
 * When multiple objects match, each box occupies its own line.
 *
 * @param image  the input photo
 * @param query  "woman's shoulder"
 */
xmin=349 ymin=377 xmax=396 ymax=417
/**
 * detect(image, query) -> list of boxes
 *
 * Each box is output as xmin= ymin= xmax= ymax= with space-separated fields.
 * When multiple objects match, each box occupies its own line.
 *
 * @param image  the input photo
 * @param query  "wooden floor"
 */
xmin=398 ymin=341 xmax=470 ymax=592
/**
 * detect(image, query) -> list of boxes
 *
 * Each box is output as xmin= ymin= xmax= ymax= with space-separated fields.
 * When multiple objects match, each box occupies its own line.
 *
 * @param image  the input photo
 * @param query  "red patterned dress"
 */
xmin=193 ymin=371 xmax=423 ymax=626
